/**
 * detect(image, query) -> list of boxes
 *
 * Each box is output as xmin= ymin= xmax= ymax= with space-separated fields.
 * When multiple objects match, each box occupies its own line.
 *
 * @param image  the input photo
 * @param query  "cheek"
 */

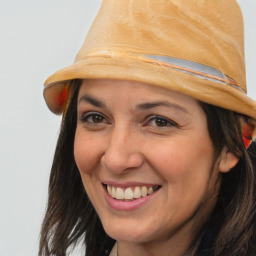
xmin=74 ymin=129 xmax=102 ymax=175
xmin=148 ymin=136 xmax=215 ymax=196
xmin=73 ymin=129 xmax=104 ymax=205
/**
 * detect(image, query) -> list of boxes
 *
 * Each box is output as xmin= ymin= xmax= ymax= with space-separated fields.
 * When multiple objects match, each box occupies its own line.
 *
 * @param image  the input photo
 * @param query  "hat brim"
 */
xmin=44 ymin=55 xmax=256 ymax=120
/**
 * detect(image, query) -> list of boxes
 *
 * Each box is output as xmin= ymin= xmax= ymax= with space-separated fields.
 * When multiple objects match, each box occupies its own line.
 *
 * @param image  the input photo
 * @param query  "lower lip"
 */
xmin=104 ymin=187 xmax=159 ymax=211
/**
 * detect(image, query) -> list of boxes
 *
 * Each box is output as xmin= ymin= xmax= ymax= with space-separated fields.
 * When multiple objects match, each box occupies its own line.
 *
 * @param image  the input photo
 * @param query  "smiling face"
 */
xmin=74 ymin=79 xmax=231 ymax=253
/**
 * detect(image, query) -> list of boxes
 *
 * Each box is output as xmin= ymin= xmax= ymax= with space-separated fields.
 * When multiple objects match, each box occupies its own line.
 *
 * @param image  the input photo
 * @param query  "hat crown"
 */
xmin=76 ymin=0 xmax=246 ymax=91
xmin=44 ymin=0 xmax=256 ymax=121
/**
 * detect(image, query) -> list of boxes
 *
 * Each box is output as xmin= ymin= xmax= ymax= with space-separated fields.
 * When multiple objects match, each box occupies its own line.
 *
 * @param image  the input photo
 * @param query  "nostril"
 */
xmin=101 ymin=150 xmax=144 ymax=174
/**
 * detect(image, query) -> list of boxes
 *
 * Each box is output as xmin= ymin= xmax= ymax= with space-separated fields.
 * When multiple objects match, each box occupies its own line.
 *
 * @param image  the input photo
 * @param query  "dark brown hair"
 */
xmin=39 ymin=80 xmax=256 ymax=256
xmin=195 ymin=103 xmax=256 ymax=256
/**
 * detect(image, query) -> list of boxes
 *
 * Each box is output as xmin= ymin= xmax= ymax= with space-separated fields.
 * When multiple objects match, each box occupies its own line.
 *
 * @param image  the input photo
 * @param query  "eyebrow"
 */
xmin=136 ymin=101 xmax=189 ymax=114
xmin=78 ymin=95 xmax=107 ymax=108
xmin=78 ymin=95 xmax=189 ymax=114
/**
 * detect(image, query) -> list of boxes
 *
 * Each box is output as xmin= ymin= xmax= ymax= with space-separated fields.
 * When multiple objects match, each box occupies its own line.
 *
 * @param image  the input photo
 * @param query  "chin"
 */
xmin=101 ymin=218 xmax=159 ymax=243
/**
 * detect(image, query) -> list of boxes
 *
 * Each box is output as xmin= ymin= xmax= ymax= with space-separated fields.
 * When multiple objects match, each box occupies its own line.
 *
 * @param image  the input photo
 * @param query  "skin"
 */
xmin=74 ymin=79 xmax=238 ymax=256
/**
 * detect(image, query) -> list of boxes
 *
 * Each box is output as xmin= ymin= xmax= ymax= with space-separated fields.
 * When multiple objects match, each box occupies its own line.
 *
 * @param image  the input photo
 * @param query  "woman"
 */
xmin=40 ymin=1 xmax=256 ymax=255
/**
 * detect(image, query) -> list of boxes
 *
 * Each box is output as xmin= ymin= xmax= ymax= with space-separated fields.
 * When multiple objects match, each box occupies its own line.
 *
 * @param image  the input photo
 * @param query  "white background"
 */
xmin=0 ymin=1 xmax=255 ymax=255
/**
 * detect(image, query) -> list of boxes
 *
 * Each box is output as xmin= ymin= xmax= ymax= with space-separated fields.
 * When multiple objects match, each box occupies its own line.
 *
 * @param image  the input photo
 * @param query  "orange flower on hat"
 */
xmin=242 ymin=119 xmax=256 ymax=149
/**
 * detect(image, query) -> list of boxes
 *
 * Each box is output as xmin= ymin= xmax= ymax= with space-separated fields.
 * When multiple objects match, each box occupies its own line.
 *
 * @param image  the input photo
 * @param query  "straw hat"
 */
xmin=43 ymin=0 xmax=256 ymax=123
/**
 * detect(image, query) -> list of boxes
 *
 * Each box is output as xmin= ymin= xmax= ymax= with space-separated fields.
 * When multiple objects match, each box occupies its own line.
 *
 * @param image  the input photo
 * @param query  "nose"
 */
xmin=101 ymin=128 xmax=144 ymax=174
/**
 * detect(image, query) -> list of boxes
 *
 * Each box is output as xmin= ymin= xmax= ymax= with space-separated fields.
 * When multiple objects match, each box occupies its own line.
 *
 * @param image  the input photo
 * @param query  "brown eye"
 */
xmin=92 ymin=114 xmax=104 ymax=123
xmin=155 ymin=118 xmax=168 ymax=127
xmin=146 ymin=115 xmax=177 ymax=128
xmin=80 ymin=112 xmax=108 ymax=124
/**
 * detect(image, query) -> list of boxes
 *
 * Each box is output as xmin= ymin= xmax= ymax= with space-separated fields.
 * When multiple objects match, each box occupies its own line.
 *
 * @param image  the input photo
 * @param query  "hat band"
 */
xmin=144 ymin=54 xmax=243 ymax=92
xmin=87 ymin=50 xmax=244 ymax=94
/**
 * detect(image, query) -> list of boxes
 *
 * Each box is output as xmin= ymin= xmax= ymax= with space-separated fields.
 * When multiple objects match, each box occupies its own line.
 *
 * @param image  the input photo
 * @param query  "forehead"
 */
xmin=78 ymin=79 xmax=201 ymax=109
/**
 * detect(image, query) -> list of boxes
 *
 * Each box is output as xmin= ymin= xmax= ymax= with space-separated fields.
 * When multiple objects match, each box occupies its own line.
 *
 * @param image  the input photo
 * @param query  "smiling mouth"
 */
xmin=103 ymin=184 xmax=161 ymax=201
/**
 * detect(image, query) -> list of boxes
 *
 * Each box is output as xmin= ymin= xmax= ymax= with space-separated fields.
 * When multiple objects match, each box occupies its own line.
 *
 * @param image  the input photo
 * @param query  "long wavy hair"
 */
xmin=39 ymin=79 xmax=256 ymax=256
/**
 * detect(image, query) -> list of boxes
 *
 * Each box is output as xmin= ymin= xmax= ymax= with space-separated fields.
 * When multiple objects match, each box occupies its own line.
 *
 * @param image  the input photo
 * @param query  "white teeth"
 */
xmin=148 ymin=187 xmax=153 ymax=195
xmin=124 ymin=187 xmax=133 ymax=200
xmin=111 ymin=186 xmax=116 ymax=198
xmin=133 ymin=186 xmax=142 ymax=198
xmin=141 ymin=186 xmax=147 ymax=197
xmin=106 ymin=185 xmax=159 ymax=200
xmin=107 ymin=185 xmax=112 ymax=195
xmin=115 ymin=187 xmax=124 ymax=200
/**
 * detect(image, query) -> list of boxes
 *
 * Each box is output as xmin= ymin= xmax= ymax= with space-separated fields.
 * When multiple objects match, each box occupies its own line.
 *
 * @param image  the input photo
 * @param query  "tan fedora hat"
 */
xmin=43 ymin=0 xmax=256 ymax=122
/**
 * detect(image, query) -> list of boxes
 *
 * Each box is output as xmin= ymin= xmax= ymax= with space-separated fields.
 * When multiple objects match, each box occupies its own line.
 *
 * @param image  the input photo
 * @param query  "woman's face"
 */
xmin=74 ymin=79 xmax=227 ymax=246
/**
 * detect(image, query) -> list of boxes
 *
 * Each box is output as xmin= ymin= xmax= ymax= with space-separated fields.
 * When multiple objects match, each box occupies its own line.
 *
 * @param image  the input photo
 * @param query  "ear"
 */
xmin=218 ymin=146 xmax=239 ymax=173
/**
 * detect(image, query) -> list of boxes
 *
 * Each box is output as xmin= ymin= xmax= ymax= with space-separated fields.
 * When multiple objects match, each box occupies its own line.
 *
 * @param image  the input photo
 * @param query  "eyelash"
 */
xmin=145 ymin=115 xmax=178 ymax=128
xmin=79 ymin=112 xmax=177 ymax=129
xmin=80 ymin=112 xmax=109 ymax=125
